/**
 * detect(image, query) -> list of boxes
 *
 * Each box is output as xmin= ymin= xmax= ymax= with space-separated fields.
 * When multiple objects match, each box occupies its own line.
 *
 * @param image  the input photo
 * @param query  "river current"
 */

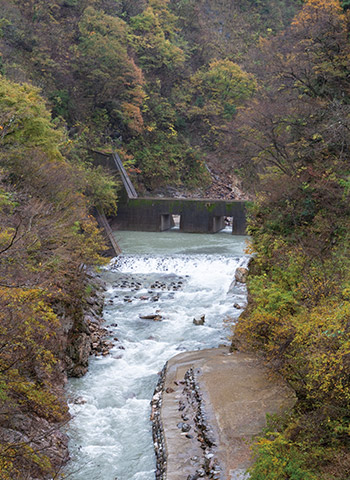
xmin=66 ymin=229 xmax=249 ymax=480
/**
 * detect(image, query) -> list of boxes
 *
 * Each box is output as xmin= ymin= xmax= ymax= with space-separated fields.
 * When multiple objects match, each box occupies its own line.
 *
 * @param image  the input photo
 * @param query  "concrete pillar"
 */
xmin=160 ymin=214 xmax=174 ymax=231
xmin=212 ymin=216 xmax=225 ymax=233
xmin=231 ymin=214 xmax=247 ymax=235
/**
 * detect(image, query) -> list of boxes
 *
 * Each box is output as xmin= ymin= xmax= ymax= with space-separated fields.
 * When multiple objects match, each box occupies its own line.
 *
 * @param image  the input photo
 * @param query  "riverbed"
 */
xmin=66 ymin=229 xmax=249 ymax=480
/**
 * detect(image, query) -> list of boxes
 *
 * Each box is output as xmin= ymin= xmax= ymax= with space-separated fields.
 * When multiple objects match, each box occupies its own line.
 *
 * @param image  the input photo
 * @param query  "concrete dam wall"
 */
xmin=110 ymin=197 xmax=247 ymax=235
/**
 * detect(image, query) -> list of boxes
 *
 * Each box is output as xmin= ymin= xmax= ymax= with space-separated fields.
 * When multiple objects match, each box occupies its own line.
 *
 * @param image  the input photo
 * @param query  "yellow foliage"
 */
xmin=292 ymin=0 xmax=344 ymax=30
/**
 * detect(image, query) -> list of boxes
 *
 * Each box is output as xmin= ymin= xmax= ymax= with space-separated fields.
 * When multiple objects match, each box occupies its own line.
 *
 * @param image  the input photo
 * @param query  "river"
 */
xmin=66 ymin=229 xmax=249 ymax=480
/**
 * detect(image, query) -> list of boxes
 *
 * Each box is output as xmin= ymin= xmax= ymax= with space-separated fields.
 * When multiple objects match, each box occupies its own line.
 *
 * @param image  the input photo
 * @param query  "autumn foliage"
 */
xmin=0 ymin=76 xmax=112 ymax=479
xmin=0 ymin=0 xmax=293 ymax=191
xmin=2 ymin=0 xmax=350 ymax=478
xmin=233 ymin=1 xmax=350 ymax=478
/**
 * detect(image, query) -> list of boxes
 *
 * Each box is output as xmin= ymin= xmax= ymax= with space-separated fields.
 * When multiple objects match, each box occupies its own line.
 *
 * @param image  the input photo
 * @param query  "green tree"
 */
xmin=189 ymin=59 xmax=256 ymax=119
xmin=74 ymin=7 xmax=145 ymax=136
xmin=182 ymin=59 xmax=256 ymax=147
xmin=129 ymin=0 xmax=186 ymax=72
xmin=233 ymin=1 xmax=350 ymax=478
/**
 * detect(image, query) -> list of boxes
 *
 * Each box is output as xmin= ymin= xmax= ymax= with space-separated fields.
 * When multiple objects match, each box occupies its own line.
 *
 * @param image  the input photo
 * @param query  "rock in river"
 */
xmin=235 ymin=267 xmax=248 ymax=283
xmin=139 ymin=313 xmax=163 ymax=321
xmin=193 ymin=314 xmax=205 ymax=326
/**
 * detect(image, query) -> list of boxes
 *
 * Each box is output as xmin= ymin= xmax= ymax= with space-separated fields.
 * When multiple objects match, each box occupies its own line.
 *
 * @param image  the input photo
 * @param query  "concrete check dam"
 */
xmin=98 ymin=153 xmax=248 ymax=237
xmin=111 ymin=197 xmax=247 ymax=235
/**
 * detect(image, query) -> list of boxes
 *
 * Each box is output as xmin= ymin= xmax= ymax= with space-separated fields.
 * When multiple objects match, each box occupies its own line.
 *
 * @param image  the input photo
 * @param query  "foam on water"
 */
xmin=111 ymin=253 xmax=247 ymax=274
xmin=66 ymin=232 xmax=249 ymax=480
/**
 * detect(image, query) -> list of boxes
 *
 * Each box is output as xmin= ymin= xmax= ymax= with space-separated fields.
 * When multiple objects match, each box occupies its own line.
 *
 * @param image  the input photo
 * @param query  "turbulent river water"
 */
xmin=66 ymin=229 xmax=249 ymax=480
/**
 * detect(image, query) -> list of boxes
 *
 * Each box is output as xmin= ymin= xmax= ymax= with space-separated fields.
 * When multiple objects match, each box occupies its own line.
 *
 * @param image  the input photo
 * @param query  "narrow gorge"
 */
xmin=1 ymin=1 xmax=349 ymax=478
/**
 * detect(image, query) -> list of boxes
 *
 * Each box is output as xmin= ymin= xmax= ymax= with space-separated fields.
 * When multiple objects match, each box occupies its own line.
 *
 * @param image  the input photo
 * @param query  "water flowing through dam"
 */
xmin=66 ymin=229 xmax=249 ymax=480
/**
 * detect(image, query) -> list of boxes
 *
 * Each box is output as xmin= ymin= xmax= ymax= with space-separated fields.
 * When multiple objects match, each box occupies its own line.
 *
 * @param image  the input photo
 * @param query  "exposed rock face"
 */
xmin=234 ymin=267 xmax=248 ymax=284
xmin=12 ymin=270 xmax=112 ymax=479
xmin=0 ymin=416 xmax=70 ymax=476
xmin=66 ymin=332 xmax=91 ymax=377
xmin=0 ymin=268 xmax=111 ymax=480
xmin=63 ymin=272 xmax=113 ymax=377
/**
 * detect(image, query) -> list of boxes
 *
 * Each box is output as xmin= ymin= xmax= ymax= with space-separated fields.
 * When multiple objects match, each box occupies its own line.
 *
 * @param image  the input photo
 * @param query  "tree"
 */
xmin=235 ymin=0 xmax=350 ymax=180
xmin=181 ymin=59 xmax=256 ymax=147
xmin=233 ymin=2 xmax=350 ymax=477
xmin=189 ymin=59 xmax=256 ymax=119
xmin=74 ymin=7 xmax=145 ymax=136
xmin=129 ymin=0 xmax=186 ymax=73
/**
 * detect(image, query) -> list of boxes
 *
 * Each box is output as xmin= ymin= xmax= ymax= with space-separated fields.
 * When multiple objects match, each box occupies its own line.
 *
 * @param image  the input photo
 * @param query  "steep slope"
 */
xmin=0 ymin=76 xmax=114 ymax=479
xmin=233 ymin=1 xmax=350 ymax=478
xmin=0 ymin=0 xmax=301 ymax=195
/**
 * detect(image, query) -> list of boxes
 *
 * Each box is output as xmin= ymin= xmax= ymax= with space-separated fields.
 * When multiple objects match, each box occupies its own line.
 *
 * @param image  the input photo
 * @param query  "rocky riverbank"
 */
xmin=0 ymin=267 xmax=114 ymax=480
xmin=151 ymin=347 xmax=295 ymax=480
xmin=64 ymin=270 xmax=114 ymax=378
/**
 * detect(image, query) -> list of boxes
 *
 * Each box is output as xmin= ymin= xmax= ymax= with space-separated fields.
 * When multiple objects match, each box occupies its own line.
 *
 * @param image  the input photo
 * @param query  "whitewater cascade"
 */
xmin=66 ymin=231 xmax=249 ymax=480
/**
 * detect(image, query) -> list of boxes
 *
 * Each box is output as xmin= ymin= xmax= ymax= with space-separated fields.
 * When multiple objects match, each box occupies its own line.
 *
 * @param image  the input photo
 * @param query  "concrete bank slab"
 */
xmin=160 ymin=347 xmax=295 ymax=480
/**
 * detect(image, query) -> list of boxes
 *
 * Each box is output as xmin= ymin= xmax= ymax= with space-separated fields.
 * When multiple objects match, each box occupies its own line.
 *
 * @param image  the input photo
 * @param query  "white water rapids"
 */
xmin=66 ymin=230 xmax=249 ymax=480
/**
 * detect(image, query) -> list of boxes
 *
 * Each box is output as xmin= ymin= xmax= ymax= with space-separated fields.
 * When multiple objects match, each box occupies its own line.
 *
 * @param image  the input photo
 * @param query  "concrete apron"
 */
xmin=160 ymin=347 xmax=296 ymax=480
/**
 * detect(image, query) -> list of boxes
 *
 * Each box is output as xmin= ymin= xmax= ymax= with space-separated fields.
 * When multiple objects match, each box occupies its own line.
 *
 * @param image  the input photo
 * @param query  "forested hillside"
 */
xmin=233 ymin=1 xmax=350 ymax=479
xmin=0 ymin=75 xmax=119 ymax=477
xmin=1 ymin=0 xmax=349 ymax=479
xmin=0 ymin=0 xmax=300 ymax=191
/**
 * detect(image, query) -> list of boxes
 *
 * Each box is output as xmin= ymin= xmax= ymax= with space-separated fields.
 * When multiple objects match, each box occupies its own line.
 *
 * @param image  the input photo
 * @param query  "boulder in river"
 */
xmin=139 ymin=314 xmax=163 ymax=321
xmin=235 ymin=267 xmax=248 ymax=283
xmin=193 ymin=315 xmax=205 ymax=326
xmin=73 ymin=396 xmax=87 ymax=405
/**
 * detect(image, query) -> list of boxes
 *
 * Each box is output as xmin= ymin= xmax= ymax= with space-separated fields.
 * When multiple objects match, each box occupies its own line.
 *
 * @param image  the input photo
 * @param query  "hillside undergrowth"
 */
xmin=233 ymin=1 xmax=350 ymax=478
xmin=0 ymin=76 xmax=118 ymax=479
xmin=0 ymin=0 xmax=301 ymax=191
